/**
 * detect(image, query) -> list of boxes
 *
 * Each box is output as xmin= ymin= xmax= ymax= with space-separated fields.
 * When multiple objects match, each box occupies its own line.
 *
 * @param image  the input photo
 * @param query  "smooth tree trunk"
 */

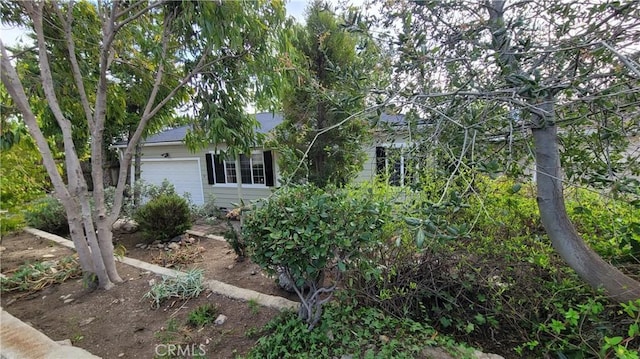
xmin=532 ymin=98 xmax=640 ymax=302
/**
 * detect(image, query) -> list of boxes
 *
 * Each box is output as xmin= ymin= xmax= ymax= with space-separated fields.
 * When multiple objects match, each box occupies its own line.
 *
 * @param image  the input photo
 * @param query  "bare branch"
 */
xmin=54 ymin=1 xmax=94 ymax=127
xmin=601 ymin=41 xmax=640 ymax=78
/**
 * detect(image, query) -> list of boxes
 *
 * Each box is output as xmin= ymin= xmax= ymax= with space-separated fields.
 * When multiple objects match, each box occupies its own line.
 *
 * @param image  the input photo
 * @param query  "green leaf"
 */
xmin=415 ymin=227 xmax=426 ymax=248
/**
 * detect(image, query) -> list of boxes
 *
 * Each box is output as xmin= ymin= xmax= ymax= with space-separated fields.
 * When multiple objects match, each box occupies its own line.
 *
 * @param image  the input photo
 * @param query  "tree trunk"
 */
xmin=532 ymin=98 xmax=640 ymax=303
xmin=133 ymin=142 xmax=142 ymax=208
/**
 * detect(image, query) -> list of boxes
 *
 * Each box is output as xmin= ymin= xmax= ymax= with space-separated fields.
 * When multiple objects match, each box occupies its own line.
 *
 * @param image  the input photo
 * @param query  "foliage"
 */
xmin=189 ymin=194 xmax=221 ymax=223
xmin=187 ymin=303 xmax=219 ymax=328
xmin=23 ymin=196 xmax=69 ymax=235
xmin=272 ymin=0 xmax=386 ymax=187
xmin=1 ymin=256 xmax=81 ymax=292
xmin=0 ymin=126 xmax=50 ymax=212
xmin=1 ymin=0 xmax=287 ymax=289
xmin=134 ymin=194 xmax=192 ymax=243
xmin=0 ymin=212 xmax=25 ymax=236
xmin=243 ymin=184 xmax=388 ymax=328
xmin=224 ymin=219 xmax=246 ymax=260
xmin=347 ymin=176 xmax=640 ymax=357
xmin=143 ymin=269 xmax=204 ymax=309
xmin=104 ymin=179 xmax=177 ymax=219
xmin=244 ymin=301 xmax=477 ymax=359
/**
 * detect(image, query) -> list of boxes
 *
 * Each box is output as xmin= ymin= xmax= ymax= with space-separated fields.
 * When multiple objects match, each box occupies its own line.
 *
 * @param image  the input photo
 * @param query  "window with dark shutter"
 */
xmin=205 ymin=154 xmax=215 ymax=184
xmin=213 ymin=154 xmax=226 ymax=184
xmin=264 ymin=150 xmax=274 ymax=187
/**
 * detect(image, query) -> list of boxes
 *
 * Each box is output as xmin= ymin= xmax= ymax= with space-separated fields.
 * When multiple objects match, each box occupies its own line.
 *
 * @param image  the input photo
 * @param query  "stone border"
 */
xmin=23 ymin=227 xmax=298 ymax=311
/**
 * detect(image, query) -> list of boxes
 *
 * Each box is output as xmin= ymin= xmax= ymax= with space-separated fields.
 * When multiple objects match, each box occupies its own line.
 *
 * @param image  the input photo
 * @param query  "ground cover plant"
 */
xmin=245 ymin=300 xmax=478 ymax=359
xmin=0 ymin=256 xmax=81 ymax=292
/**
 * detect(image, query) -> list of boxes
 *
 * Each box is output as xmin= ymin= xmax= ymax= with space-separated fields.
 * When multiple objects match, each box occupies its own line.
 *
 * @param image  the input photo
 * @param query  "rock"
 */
xmin=60 ymin=294 xmax=72 ymax=300
xmin=113 ymin=218 xmax=139 ymax=233
xmin=135 ymin=243 xmax=144 ymax=248
xmin=214 ymin=314 xmax=227 ymax=325
xmin=55 ymin=339 xmax=73 ymax=346
xmin=227 ymin=264 xmax=234 ymax=270
xmin=152 ymin=240 xmax=161 ymax=245
xmin=0 ymin=246 xmax=6 ymax=252
xmin=169 ymin=234 xmax=185 ymax=243
xmin=157 ymin=243 xmax=165 ymax=249
xmin=472 ymin=350 xmax=504 ymax=359
xmin=148 ymin=279 xmax=156 ymax=286
xmin=168 ymin=242 xmax=180 ymax=250
xmin=250 ymin=270 xmax=257 ymax=275
xmin=64 ymin=298 xmax=75 ymax=304
xmin=42 ymin=254 xmax=55 ymax=258
xmin=379 ymin=335 xmax=389 ymax=343
xmin=118 ymin=353 xmax=125 ymax=357
xmin=79 ymin=317 xmax=96 ymax=326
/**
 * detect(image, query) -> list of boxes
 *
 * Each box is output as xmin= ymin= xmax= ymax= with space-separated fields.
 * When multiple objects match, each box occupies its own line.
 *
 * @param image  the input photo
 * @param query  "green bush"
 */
xmin=347 ymin=175 xmax=640 ymax=357
xmin=243 ymin=184 xmax=389 ymax=328
xmin=134 ymin=194 xmax=192 ymax=243
xmin=0 ymin=211 xmax=25 ymax=236
xmin=23 ymin=196 xmax=69 ymax=235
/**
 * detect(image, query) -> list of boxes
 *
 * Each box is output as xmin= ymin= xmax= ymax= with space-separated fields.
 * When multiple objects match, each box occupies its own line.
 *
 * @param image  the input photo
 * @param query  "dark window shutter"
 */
xmin=205 ymin=153 xmax=215 ymax=184
xmin=213 ymin=154 xmax=226 ymax=184
xmin=264 ymin=150 xmax=274 ymax=187
xmin=375 ymin=147 xmax=386 ymax=175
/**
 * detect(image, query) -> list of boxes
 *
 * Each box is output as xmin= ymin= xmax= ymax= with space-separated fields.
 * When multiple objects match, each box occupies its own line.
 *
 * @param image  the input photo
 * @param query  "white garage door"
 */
xmin=137 ymin=159 xmax=204 ymax=205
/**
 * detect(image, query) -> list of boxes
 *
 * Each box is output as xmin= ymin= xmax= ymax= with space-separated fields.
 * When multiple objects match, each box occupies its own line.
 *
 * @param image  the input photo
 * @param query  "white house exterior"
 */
xmin=113 ymin=112 xmax=409 ymax=208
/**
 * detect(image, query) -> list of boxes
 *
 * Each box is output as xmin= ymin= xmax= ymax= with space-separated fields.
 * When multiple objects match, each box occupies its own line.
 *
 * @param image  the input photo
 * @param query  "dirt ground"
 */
xmin=0 ymin=224 xmax=297 ymax=359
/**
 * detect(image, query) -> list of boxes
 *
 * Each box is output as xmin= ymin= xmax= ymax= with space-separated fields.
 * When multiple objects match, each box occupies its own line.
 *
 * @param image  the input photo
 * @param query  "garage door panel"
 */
xmin=138 ymin=159 xmax=204 ymax=205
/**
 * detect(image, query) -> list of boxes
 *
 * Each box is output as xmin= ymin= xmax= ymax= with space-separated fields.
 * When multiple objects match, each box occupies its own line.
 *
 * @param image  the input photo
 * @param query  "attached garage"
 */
xmin=135 ymin=158 xmax=205 ymax=205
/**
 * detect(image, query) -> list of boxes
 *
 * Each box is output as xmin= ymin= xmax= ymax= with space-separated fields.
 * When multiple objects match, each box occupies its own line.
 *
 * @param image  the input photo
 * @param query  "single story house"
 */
xmin=113 ymin=112 xmax=411 ymax=208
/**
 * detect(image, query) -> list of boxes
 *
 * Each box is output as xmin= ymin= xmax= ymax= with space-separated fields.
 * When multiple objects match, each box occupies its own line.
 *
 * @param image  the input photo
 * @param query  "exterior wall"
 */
xmin=137 ymin=143 xmax=279 ymax=209
xmin=354 ymin=145 xmax=378 ymax=183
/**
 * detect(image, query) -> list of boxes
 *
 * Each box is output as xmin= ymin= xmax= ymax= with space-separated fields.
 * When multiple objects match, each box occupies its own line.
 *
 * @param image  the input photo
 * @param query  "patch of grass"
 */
xmin=0 ymin=256 xmax=82 ymax=292
xmin=247 ymin=299 xmax=260 ymax=315
xmin=187 ymin=303 xmax=218 ymax=327
xmin=143 ymin=269 xmax=205 ymax=309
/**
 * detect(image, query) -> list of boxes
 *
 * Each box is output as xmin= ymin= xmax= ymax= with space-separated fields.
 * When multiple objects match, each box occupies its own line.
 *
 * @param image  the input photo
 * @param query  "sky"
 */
xmin=0 ymin=0 xmax=360 ymax=47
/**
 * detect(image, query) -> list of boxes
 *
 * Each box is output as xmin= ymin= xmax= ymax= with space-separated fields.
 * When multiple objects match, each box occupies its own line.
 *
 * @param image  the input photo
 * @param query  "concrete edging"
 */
xmin=22 ymin=227 xmax=298 ymax=311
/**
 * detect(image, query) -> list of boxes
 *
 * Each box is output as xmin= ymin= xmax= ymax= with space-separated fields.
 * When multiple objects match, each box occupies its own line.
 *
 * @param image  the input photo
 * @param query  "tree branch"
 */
xmin=54 ymin=1 xmax=94 ymax=127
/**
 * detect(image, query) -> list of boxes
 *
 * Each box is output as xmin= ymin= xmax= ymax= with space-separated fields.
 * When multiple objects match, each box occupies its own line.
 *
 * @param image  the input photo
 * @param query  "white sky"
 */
xmin=0 ymin=0 xmax=368 ymax=47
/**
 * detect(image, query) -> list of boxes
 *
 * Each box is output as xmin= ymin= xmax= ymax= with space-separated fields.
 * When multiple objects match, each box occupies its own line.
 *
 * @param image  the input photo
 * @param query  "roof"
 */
xmin=114 ymin=112 xmax=408 ymax=146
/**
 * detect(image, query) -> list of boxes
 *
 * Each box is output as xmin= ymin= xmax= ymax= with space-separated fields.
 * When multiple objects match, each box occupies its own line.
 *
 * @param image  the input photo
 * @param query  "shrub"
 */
xmin=0 ymin=211 xmax=25 ymax=236
xmin=24 ymin=196 xmax=69 ymax=235
xmin=347 ymin=175 xmax=640 ymax=357
xmin=134 ymin=194 xmax=192 ymax=243
xmin=243 ymin=184 xmax=389 ymax=329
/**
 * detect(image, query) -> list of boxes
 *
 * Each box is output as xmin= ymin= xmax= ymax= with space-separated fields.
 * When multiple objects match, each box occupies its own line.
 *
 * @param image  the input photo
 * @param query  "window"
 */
xmin=376 ymin=146 xmax=414 ymax=186
xmin=205 ymin=151 xmax=274 ymax=187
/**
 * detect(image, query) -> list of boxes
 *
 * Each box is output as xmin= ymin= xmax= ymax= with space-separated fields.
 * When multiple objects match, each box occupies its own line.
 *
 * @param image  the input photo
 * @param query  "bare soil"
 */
xmin=0 ymin=224 xmax=296 ymax=359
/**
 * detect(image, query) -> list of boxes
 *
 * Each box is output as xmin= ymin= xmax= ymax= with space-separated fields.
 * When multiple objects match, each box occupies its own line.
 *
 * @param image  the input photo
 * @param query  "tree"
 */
xmin=273 ymin=0 xmax=385 ymax=187
xmin=379 ymin=0 xmax=640 ymax=301
xmin=1 ymin=0 xmax=285 ymax=289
